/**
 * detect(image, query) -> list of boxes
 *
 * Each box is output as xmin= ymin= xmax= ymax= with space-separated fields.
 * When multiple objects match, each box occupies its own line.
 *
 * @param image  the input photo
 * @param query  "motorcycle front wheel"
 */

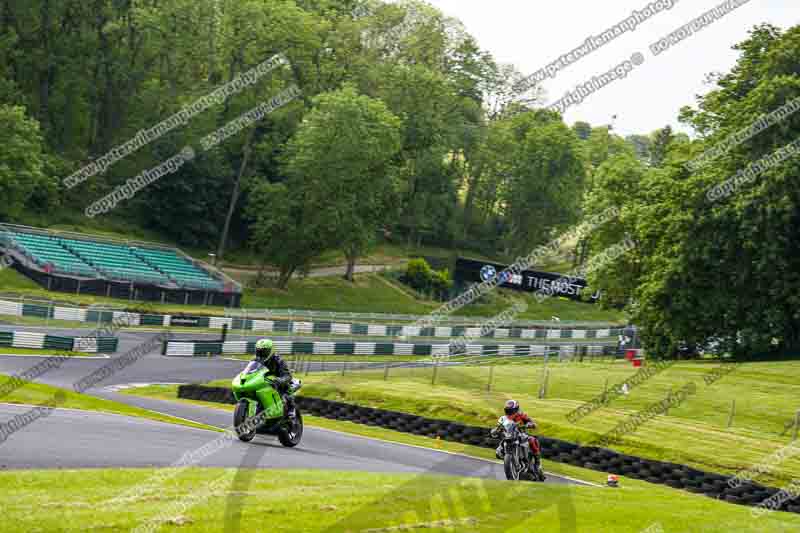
xmin=234 ymin=401 xmax=257 ymax=442
xmin=278 ymin=409 xmax=303 ymax=447
xmin=504 ymin=450 xmax=523 ymax=481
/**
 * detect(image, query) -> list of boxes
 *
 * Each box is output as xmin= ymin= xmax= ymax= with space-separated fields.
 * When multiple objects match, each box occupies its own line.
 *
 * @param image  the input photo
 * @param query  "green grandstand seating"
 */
xmin=4 ymin=231 xmax=98 ymax=277
xmin=59 ymin=238 xmax=169 ymax=284
xmin=3 ymin=228 xmax=223 ymax=290
xmin=132 ymin=247 xmax=222 ymax=290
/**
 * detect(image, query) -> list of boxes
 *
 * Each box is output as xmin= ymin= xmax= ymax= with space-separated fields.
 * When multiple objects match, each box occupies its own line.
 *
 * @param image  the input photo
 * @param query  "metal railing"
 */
xmin=222 ymin=307 xmax=624 ymax=328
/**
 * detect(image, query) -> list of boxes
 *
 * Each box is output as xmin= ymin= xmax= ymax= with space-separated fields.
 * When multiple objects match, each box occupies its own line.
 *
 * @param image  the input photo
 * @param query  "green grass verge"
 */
xmin=3 ymin=467 xmax=798 ymax=532
xmin=0 ymin=347 xmax=95 ymax=357
xmin=0 ymin=377 xmax=219 ymax=433
xmin=242 ymin=273 xmax=436 ymax=313
xmin=230 ymin=354 xmax=428 ymax=363
xmin=0 ymin=313 xmax=93 ymax=330
xmin=450 ymin=286 xmax=627 ymax=322
xmin=199 ymin=359 xmax=800 ymax=487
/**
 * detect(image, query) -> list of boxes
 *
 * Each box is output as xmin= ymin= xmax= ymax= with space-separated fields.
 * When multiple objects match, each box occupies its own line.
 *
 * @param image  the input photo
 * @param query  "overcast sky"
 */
xmin=425 ymin=0 xmax=799 ymax=137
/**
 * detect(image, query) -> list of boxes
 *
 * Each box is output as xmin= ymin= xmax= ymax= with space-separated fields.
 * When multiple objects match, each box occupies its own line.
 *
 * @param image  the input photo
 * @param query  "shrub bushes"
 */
xmin=403 ymin=258 xmax=453 ymax=300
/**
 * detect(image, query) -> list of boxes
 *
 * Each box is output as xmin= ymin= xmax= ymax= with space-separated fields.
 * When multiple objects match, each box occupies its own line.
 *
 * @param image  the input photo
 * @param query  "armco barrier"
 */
xmin=223 ymin=307 xmax=622 ymax=329
xmin=178 ymin=384 xmax=800 ymax=515
xmin=0 ymin=330 xmax=118 ymax=354
xmin=164 ymin=339 xmax=618 ymax=358
xmin=0 ymin=298 xmax=623 ymax=341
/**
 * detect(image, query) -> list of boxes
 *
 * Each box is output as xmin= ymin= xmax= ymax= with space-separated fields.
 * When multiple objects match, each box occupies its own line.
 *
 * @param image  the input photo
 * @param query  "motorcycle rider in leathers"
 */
xmin=254 ymin=338 xmax=296 ymax=419
xmin=493 ymin=399 xmax=543 ymax=477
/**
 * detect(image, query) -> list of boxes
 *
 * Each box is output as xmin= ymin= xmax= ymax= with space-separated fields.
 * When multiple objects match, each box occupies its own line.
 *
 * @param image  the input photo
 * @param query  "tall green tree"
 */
xmin=586 ymin=24 xmax=800 ymax=357
xmin=281 ymin=85 xmax=402 ymax=280
xmin=500 ymin=111 xmax=586 ymax=257
xmin=0 ymin=105 xmax=52 ymax=220
xmin=625 ymin=134 xmax=652 ymax=164
xmin=649 ymin=125 xmax=674 ymax=168
xmin=572 ymin=121 xmax=592 ymax=141
xmin=246 ymin=181 xmax=328 ymax=289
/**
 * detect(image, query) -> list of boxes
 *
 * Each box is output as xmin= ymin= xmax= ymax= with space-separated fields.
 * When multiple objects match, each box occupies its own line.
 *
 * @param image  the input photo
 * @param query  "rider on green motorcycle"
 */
xmin=254 ymin=339 xmax=297 ymax=419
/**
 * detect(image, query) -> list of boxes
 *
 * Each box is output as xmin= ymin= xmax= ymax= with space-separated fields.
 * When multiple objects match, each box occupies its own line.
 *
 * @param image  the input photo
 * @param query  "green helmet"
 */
xmin=255 ymin=338 xmax=275 ymax=360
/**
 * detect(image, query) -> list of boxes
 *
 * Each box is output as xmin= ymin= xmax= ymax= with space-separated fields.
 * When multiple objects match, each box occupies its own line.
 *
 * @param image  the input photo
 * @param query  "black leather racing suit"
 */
xmin=260 ymin=353 xmax=296 ymax=417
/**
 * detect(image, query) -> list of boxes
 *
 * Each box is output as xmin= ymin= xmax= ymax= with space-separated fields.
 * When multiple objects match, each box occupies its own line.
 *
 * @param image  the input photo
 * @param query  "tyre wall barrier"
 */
xmin=0 ymin=330 xmax=118 ymax=353
xmin=177 ymin=384 xmax=799 ymax=515
xmin=165 ymin=340 xmax=618 ymax=358
xmin=0 ymin=298 xmax=622 ymax=341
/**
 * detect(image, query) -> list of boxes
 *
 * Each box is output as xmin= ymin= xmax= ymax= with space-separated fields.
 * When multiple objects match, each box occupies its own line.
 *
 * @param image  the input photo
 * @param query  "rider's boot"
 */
xmin=285 ymin=395 xmax=297 ymax=420
xmin=495 ymin=444 xmax=504 ymax=460
xmin=533 ymin=453 xmax=545 ymax=479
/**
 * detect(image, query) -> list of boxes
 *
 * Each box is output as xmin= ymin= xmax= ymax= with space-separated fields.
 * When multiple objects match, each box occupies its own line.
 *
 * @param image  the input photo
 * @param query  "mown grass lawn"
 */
xmin=229 ymin=353 xmax=429 ymax=363
xmin=0 ymin=347 xmax=96 ymax=357
xmin=1 ymin=466 xmax=798 ymax=532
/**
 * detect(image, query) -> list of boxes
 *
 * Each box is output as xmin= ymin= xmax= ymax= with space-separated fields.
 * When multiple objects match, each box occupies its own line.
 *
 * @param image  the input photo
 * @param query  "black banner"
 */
xmin=454 ymin=258 xmax=601 ymax=302
xmin=169 ymin=315 xmax=205 ymax=327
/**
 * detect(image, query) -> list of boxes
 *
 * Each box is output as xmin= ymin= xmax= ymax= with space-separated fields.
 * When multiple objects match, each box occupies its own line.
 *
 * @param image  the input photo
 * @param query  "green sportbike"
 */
xmin=231 ymin=359 xmax=303 ymax=447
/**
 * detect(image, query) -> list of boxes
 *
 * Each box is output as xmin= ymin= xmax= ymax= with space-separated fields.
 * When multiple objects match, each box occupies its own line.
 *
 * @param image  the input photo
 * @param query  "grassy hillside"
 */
xmin=0 ymin=267 xmax=626 ymax=323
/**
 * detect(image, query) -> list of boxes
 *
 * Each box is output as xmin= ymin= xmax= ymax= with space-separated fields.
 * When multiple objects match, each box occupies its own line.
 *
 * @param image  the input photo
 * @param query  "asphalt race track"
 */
xmin=0 ymin=336 xmax=592 ymax=486
xmin=0 ymin=404 xmax=525 ymax=479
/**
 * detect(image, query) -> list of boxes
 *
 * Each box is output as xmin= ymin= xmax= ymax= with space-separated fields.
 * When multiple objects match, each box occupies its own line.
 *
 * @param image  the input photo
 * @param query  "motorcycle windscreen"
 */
xmin=243 ymin=360 xmax=265 ymax=374
xmin=501 ymin=417 xmax=516 ymax=432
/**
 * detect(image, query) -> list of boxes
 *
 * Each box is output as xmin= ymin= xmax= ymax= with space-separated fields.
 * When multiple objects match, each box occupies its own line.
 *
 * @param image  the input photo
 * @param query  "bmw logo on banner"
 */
xmin=455 ymin=257 xmax=600 ymax=303
xmin=479 ymin=264 xmax=497 ymax=282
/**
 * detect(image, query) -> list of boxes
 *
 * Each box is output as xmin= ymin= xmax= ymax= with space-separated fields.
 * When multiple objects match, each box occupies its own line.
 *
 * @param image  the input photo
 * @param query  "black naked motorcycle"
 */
xmin=491 ymin=416 xmax=546 ymax=482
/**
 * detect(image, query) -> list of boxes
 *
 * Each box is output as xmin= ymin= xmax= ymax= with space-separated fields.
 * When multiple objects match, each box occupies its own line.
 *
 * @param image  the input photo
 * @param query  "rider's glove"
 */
xmin=274 ymin=376 xmax=291 ymax=391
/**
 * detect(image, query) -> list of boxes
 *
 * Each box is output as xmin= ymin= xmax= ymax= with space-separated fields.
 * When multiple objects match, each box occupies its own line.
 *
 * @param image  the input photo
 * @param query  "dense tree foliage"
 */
xmin=0 ymin=105 xmax=53 ymax=219
xmin=277 ymin=84 xmax=402 ymax=283
xmin=585 ymin=24 xmax=800 ymax=358
xmin=0 ymin=0 xmax=583 ymax=267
